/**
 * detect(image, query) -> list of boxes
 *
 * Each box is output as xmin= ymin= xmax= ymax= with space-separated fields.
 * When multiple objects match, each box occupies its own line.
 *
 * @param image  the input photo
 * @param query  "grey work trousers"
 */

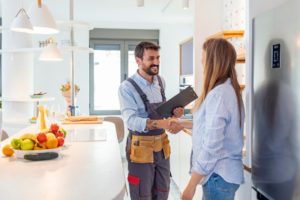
xmin=126 ymin=138 xmax=170 ymax=200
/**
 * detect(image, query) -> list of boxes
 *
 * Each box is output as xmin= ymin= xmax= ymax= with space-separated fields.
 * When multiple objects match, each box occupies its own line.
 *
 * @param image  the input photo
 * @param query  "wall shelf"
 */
xmin=57 ymin=20 xmax=94 ymax=30
xmin=236 ymin=53 xmax=245 ymax=63
xmin=207 ymin=30 xmax=245 ymax=39
xmin=1 ymin=97 xmax=55 ymax=102
xmin=240 ymin=84 xmax=246 ymax=91
xmin=0 ymin=46 xmax=94 ymax=54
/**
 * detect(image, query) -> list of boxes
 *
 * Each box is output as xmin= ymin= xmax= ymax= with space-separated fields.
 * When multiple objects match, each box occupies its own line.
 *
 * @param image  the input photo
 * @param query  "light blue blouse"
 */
xmin=191 ymin=78 xmax=245 ymax=185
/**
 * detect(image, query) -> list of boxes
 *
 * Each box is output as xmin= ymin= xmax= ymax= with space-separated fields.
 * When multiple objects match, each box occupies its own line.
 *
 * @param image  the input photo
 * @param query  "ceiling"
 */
xmin=1 ymin=0 xmax=194 ymax=28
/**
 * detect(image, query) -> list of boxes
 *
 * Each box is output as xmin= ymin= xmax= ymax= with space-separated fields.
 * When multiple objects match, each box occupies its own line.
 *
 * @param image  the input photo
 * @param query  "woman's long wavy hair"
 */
xmin=192 ymin=38 xmax=243 ymax=126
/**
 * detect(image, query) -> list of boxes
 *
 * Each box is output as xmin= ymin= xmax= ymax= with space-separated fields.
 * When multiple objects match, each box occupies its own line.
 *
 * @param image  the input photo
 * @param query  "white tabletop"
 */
xmin=0 ymin=122 xmax=126 ymax=200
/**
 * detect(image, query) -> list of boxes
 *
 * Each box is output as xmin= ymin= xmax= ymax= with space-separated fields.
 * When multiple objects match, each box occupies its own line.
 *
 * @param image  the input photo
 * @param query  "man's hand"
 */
xmin=168 ymin=118 xmax=183 ymax=134
xmin=172 ymin=107 xmax=184 ymax=118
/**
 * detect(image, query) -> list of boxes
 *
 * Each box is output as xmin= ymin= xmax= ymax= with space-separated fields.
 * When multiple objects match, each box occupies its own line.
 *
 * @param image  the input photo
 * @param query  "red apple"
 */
xmin=37 ymin=133 xmax=47 ymax=143
xmin=50 ymin=123 xmax=60 ymax=132
xmin=57 ymin=137 xmax=64 ymax=147
xmin=54 ymin=131 xmax=64 ymax=138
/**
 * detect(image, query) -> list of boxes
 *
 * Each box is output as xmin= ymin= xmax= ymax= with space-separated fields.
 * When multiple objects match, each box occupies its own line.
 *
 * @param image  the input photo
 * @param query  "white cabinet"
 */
xmin=169 ymin=131 xmax=203 ymax=200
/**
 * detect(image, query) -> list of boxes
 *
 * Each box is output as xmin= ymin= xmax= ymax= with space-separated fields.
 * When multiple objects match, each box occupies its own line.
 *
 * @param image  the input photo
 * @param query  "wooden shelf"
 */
xmin=236 ymin=53 xmax=245 ymax=63
xmin=240 ymin=84 xmax=246 ymax=91
xmin=207 ymin=30 xmax=245 ymax=39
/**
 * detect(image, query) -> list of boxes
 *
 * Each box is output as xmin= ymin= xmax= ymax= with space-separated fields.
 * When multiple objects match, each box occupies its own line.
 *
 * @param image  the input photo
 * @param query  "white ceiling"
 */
xmin=1 ymin=0 xmax=194 ymax=28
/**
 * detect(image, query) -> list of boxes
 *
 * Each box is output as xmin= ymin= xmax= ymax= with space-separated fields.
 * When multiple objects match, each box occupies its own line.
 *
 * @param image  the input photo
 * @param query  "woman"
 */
xmin=177 ymin=38 xmax=245 ymax=200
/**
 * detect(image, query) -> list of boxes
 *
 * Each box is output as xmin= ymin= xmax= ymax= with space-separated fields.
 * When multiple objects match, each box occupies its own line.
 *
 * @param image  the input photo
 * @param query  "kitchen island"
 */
xmin=0 ymin=122 xmax=126 ymax=200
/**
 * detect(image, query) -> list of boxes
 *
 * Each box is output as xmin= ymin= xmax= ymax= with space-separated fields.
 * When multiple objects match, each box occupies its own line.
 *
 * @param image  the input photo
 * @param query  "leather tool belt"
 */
xmin=130 ymin=132 xmax=171 ymax=163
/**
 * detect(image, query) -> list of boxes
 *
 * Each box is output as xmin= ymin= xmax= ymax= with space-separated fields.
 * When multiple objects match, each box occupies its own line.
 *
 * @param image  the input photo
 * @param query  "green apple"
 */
xmin=59 ymin=128 xmax=67 ymax=138
xmin=20 ymin=139 xmax=34 ymax=150
xmin=11 ymin=138 xmax=22 ymax=150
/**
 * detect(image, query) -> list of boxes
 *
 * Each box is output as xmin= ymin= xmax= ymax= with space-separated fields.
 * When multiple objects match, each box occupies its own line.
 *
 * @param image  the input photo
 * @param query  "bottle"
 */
xmin=37 ymin=105 xmax=48 ymax=131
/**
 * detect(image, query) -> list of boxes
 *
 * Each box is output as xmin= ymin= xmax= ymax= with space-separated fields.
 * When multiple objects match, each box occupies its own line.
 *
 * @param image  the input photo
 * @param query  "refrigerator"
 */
xmin=252 ymin=0 xmax=300 ymax=199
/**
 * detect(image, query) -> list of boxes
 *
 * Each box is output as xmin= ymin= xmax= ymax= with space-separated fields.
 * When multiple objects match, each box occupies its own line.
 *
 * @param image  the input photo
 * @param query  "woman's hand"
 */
xmin=168 ymin=118 xmax=183 ymax=134
xmin=181 ymin=172 xmax=204 ymax=200
xmin=181 ymin=184 xmax=196 ymax=200
xmin=172 ymin=107 xmax=184 ymax=118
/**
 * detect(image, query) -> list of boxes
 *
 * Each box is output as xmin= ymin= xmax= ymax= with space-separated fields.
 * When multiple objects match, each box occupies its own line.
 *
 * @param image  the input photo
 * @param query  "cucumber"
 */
xmin=24 ymin=152 xmax=59 ymax=161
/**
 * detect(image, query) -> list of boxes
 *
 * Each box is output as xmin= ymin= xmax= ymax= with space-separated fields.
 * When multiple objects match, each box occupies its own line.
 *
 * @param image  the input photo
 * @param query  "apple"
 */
xmin=20 ymin=139 xmax=34 ymax=150
xmin=50 ymin=123 xmax=60 ymax=132
xmin=59 ymin=128 xmax=67 ymax=138
xmin=57 ymin=137 xmax=64 ymax=147
xmin=37 ymin=133 xmax=47 ymax=143
xmin=11 ymin=138 xmax=22 ymax=150
xmin=54 ymin=131 xmax=64 ymax=138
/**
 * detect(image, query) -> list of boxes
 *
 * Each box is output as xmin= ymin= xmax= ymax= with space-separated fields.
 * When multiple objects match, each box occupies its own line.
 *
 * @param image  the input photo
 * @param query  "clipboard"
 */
xmin=156 ymin=86 xmax=198 ymax=117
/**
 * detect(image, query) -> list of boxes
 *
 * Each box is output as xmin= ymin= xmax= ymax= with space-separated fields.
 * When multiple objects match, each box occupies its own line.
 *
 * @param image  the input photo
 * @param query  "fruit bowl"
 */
xmin=14 ymin=147 xmax=62 ymax=159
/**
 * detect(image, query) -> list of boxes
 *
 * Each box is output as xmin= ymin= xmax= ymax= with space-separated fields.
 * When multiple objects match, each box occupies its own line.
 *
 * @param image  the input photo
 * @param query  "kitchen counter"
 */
xmin=0 ymin=122 xmax=126 ymax=200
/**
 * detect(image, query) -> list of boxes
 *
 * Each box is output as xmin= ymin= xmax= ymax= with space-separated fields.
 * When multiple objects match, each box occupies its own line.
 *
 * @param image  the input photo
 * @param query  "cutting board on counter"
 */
xmin=61 ymin=117 xmax=103 ymax=124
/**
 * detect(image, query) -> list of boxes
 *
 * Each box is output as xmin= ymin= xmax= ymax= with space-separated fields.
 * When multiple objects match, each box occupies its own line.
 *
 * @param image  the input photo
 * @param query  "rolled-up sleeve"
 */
xmin=192 ymin=93 xmax=229 ymax=176
xmin=118 ymin=84 xmax=148 ymax=132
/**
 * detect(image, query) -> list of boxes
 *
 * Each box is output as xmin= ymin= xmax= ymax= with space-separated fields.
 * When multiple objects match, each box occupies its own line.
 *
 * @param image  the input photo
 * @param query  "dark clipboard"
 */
xmin=156 ymin=86 xmax=198 ymax=118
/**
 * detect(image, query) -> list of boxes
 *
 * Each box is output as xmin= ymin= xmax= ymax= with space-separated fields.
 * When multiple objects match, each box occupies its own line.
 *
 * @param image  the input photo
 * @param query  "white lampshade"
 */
xmin=137 ymin=0 xmax=144 ymax=7
xmin=182 ymin=0 xmax=189 ymax=9
xmin=28 ymin=2 xmax=59 ymax=34
xmin=10 ymin=8 xmax=34 ymax=34
xmin=39 ymin=43 xmax=63 ymax=61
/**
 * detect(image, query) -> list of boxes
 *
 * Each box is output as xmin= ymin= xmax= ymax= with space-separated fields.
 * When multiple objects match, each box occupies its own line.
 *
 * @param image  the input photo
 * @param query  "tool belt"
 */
xmin=130 ymin=132 xmax=171 ymax=163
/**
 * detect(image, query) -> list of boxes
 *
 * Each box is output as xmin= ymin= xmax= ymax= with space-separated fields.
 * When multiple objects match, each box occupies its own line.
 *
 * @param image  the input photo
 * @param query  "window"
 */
xmin=89 ymin=29 xmax=159 ymax=115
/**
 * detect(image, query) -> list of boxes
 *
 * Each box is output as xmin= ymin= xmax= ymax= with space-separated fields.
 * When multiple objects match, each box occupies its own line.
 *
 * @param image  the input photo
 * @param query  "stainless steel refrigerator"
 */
xmin=252 ymin=0 xmax=300 ymax=199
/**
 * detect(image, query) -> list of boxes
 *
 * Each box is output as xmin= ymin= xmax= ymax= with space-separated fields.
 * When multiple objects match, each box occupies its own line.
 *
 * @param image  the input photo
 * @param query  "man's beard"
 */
xmin=144 ymin=64 xmax=159 ymax=76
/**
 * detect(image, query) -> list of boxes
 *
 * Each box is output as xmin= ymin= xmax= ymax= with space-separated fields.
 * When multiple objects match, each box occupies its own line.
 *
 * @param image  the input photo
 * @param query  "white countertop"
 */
xmin=0 ymin=122 xmax=126 ymax=200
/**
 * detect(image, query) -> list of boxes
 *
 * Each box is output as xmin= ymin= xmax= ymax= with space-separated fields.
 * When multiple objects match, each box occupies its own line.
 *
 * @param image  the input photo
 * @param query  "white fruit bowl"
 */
xmin=14 ymin=147 xmax=62 ymax=159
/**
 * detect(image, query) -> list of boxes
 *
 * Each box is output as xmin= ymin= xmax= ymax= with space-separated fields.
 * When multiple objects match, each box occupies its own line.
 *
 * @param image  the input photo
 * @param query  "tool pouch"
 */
xmin=130 ymin=136 xmax=154 ymax=163
xmin=162 ymin=136 xmax=171 ymax=159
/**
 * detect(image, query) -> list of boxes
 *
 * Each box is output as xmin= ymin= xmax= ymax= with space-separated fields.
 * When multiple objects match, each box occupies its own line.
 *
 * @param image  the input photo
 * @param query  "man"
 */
xmin=119 ymin=41 xmax=183 ymax=200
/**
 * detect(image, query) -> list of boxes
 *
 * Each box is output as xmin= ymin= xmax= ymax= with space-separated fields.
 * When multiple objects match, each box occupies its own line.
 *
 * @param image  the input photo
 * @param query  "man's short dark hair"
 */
xmin=135 ymin=42 xmax=160 ymax=59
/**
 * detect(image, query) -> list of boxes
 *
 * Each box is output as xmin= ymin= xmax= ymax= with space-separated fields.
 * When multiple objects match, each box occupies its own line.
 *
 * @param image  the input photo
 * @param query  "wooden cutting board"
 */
xmin=61 ymin=119 xmax=103 ymax=124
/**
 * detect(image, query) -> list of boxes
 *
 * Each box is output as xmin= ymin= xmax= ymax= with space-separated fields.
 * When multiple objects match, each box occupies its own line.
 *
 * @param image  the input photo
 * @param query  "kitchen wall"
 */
xmin=160 ymin=22 xmax=193 ymax=98
xmin=33 ymin=22 xmax=193 ymax=115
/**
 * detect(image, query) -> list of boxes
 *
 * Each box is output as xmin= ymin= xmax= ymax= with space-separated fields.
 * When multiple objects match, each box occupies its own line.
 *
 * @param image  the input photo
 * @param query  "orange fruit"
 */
xmin=46 ymin=138 xmax=58 ymax=149
xmin=2 ymin=144 xmax=14 ymax=157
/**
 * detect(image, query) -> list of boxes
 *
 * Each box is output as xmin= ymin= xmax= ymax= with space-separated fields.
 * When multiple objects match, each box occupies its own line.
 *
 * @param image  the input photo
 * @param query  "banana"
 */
xmin=19 ymin=133 xmax=38 ymax=143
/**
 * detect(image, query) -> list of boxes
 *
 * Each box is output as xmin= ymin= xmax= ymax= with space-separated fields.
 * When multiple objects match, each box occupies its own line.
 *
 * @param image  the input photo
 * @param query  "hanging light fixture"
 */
xmin=182 ymin=0 xmax=189 ymax=9
xmin=137 ymin=0 xmax=144 ymax=7
xmin=28 ymin=0 xmax=59 ymax=34
xmin=39 ymin=37 xmax=63 ymax=61
xmin=11 ymin=8 xmax=34 ymax=33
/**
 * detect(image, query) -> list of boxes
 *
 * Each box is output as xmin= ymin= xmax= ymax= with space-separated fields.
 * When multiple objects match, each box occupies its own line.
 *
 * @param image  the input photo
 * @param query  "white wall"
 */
xmin=33 ymin=29 xmax=90 ymax=115
xmin=160 ymin=22 xmax=193 ymax=98
xmin=251 ymin=0 xmax=289 ymax=18
xmin=193 ymin=0 xmax=223 ymax=94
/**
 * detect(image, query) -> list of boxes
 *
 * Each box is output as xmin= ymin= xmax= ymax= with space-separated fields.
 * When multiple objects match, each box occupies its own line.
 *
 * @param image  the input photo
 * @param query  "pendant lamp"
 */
xmin=28 ymin=0 xmax=59 ymax=34
xmin=10 ymin=8 xmax=34 ymax=33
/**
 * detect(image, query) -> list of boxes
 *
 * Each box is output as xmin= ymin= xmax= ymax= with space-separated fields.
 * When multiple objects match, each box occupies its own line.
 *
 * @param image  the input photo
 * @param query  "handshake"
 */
xmin=166 ymin=118 xmax=183 ymax=134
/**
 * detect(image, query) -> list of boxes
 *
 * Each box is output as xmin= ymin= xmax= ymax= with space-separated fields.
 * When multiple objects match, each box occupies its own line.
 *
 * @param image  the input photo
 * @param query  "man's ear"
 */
xmin=136 ymin=57 xmax=142 ymax=65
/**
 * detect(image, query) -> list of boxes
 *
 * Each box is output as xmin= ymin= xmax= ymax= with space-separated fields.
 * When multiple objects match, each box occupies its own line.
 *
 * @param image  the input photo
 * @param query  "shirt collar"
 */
xmin=132 ymin=72 xmax=158 ymax=87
